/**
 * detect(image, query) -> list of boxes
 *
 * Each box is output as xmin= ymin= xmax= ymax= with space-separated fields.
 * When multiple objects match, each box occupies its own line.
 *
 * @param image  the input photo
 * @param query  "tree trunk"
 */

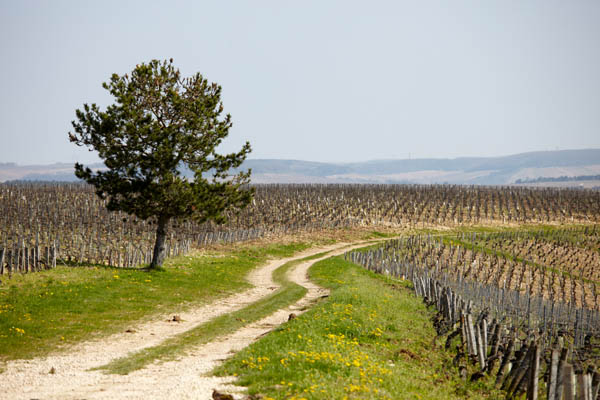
xmin=150 ymin=215 xmax=170 ymax=269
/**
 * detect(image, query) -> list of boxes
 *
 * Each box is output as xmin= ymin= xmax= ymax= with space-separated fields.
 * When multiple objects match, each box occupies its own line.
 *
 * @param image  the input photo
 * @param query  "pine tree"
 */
xmin=70 ymin=59 xmax=253 ymax=268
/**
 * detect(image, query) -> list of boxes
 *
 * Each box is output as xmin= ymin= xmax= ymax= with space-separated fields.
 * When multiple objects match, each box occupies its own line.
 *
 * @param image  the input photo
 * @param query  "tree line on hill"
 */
xmin=515 ymin=175 xmax=600 ymax=184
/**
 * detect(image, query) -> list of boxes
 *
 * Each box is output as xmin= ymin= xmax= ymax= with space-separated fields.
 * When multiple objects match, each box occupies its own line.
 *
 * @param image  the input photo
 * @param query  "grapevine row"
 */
xmin=1 ymin=182 xmax=599 ymax=273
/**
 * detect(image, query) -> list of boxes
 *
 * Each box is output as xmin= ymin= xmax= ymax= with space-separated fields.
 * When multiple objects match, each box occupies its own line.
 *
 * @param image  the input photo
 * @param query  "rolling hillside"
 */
xmin=2 ymin=149 xmax=599 ymax=186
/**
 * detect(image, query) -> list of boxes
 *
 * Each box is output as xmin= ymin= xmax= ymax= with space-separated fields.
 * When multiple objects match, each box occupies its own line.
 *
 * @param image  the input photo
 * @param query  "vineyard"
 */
xmin=2 ymin=181 xmax=600 ymax=398
xmin=347 ymin=227 xmax=600 ymax=398
xmin=1 ymin=182 xmax=599 ymax=275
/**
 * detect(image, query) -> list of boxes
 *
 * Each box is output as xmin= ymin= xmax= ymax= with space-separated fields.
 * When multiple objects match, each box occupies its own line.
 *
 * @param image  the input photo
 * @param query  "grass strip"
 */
xmin=97 ymin=250 xmax=334 ymax=375
xmin=0 ymin=242 xmax=311 ymax=362
xmin=214 ymin=255 xmax=502 ymax=400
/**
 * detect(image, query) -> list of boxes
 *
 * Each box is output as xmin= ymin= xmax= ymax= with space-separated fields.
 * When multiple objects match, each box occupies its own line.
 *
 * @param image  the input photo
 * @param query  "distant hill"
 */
xmin=0 ymin=163 xmax=104 ymax=183
xmin=238 ymin=149 xmax=600 ymax=186
xmin=1 ymin=149 xmax=599 ymax=186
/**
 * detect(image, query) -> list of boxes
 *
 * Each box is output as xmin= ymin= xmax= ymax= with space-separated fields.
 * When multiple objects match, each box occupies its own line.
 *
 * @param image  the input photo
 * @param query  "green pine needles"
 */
xmin=69 ymin=59 xmax=253 ymax=268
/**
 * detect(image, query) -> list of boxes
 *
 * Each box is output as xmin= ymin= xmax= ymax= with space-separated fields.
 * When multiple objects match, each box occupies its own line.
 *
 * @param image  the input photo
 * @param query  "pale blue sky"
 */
xmin=1 ymin=1 xmax=599 ymax=164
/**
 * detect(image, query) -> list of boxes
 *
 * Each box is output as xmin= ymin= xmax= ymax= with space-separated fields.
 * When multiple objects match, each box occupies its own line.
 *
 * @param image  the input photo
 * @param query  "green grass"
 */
xmin=214 ymin=256 xmax=502 ymax=400
xmin=449 ymin=223 xmax=597 ymax=235
xmin=365 ymin=231 xmax=398 ymax=239
xmin=96 ymin=249 xmax=336 ymax=375
xmin=0 ymin=242 xmax=311 ymax=362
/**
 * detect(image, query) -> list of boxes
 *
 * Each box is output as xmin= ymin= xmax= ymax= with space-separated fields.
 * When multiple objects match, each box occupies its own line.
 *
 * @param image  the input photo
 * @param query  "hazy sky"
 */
xmin=1 ymin=1 xmax=599 ymax=165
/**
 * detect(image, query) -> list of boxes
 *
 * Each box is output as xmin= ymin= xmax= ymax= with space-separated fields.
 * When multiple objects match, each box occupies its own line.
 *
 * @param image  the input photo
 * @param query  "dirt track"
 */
xmin=1 ymin=240 xmax=374 ymax=400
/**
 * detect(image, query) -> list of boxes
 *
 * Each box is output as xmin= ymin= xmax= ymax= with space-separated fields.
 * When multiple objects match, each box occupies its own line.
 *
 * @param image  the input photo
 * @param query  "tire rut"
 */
xmin=1 ymin=240 xmax=376 ymax=400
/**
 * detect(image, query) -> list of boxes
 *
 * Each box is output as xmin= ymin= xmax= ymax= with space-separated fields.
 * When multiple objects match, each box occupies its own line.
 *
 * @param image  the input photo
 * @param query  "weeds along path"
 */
xmin=1 ymin=240 xmax=377 ymax=400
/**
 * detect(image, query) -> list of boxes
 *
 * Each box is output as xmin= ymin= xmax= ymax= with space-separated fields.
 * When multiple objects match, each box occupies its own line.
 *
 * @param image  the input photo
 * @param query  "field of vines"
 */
xmin=1 ymin=182 xmax=599 ymax=274
xmin=2 ymin=181 xmax=600 ymax=397
xmin=348 ymin=227 xmax=600 ymax=398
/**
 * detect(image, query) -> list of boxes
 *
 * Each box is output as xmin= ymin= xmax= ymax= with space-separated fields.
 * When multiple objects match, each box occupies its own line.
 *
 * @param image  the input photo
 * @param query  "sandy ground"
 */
xmin=1 ymin=240 xmax=373 ymax=400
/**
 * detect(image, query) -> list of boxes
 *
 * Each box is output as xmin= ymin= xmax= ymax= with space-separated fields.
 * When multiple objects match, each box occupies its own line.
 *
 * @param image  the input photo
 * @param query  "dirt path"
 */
xmin=1 ymin=240 xmax=373 ymax=400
